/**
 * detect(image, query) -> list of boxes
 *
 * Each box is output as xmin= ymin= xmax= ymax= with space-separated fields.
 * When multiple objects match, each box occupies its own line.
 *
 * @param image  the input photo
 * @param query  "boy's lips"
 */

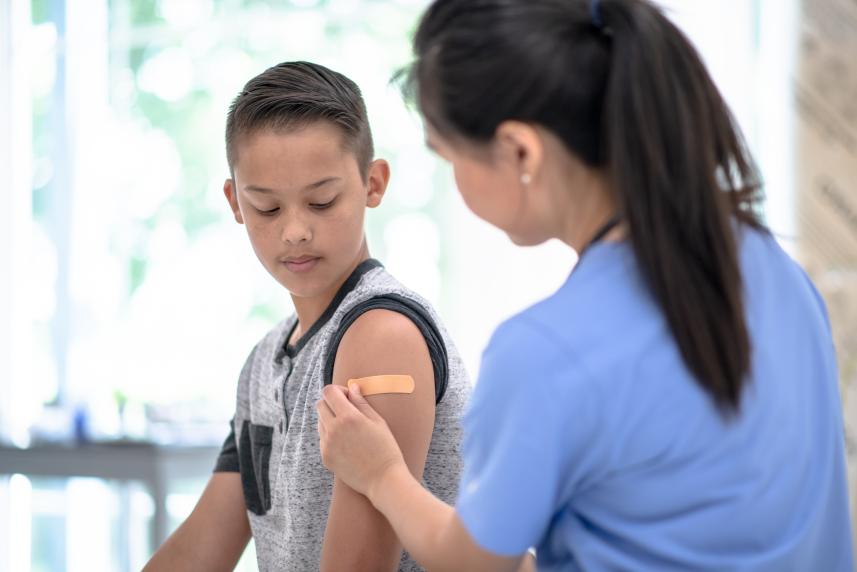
xmin=282 ymin=255 xmax=321 ymax=274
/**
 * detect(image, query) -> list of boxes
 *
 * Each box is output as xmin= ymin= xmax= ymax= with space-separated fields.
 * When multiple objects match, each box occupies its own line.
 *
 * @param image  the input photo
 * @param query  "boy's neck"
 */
xmin=289 ymin=243 xmax=371 ymax=346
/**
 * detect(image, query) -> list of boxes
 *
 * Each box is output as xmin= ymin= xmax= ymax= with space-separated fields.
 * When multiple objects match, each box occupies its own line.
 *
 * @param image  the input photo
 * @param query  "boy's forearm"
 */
xmin=143 ymin=517 xmax=248 ymax=572
xmin=143 ymin=527 xmax=196 ymax=572
xmin=146 ymin=523 xmax=250 ymax=572
xmin=143 ymin=521 xmax=215 ymax=572
xmin=144 ymin=473 xmax=250 ymax=572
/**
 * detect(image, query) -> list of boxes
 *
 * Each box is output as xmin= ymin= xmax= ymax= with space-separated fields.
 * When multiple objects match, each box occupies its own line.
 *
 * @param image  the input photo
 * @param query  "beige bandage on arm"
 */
xmin=346 ymin=375 xmax=415 ymax=396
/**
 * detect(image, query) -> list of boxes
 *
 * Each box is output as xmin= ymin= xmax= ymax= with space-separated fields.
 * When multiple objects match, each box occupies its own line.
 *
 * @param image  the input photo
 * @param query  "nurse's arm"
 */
xmin=369 ymin=460 xmax=527 ymax=572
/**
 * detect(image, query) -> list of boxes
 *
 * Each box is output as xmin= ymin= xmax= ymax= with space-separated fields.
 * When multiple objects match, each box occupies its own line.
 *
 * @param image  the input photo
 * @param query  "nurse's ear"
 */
xmin=494 ymin=121 xmax=544 ymax=188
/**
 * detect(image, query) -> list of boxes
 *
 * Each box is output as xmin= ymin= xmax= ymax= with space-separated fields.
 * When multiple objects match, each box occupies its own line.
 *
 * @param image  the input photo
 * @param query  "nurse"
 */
xmin=316 ymin=0 xmax=855 ymax=569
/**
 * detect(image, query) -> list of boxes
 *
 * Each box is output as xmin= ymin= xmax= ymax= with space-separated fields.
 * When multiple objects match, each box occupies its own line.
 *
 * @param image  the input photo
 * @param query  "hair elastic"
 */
xmin=590 ymin=0 xmax=604 ymax=29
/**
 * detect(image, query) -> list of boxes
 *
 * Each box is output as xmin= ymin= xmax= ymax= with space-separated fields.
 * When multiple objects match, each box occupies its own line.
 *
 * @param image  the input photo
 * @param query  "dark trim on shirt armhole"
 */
xmin=284 ymin=258 xmax=383 ymax=358
xmin=213 ymin=419 xmax=240 ymax=473
xmin=322 ymin=294 xmax=450 ymax=404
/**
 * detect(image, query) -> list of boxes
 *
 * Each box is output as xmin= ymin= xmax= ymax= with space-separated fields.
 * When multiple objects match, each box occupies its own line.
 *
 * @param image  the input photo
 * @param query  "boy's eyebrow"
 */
xmin=302 ymin=176 xmax=341 ymax=191
xmin=244 ymin=176 xmax=341 ymax=194
xmin=245 ymin=185 xmax=276 ymax=194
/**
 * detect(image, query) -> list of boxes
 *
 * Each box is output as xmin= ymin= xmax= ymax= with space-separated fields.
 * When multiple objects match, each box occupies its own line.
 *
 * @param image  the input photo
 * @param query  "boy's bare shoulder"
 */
xmin=334 ymin=309 xmax=430 ymax=378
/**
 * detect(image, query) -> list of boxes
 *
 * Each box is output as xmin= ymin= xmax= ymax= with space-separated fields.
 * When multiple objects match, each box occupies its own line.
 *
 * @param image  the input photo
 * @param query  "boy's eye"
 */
xmin=310 ymin=199 xmax=335 ymax=210
xmin=257 ymin=207 xmax=280 ymax=216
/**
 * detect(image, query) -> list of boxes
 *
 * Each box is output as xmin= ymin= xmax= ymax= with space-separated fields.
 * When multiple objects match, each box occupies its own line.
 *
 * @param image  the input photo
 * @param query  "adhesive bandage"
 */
xmin=346 ymin=375 xmax=415 ymax=396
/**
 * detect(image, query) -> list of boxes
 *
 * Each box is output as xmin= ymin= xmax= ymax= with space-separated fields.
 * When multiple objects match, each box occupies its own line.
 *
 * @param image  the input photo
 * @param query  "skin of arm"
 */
xmin=143 ymin=472 xmax=251 ymax=572
xmin=518 ymin=552 xmax=537 ymax=572
xmin=367 ymin=459 xmax=526 ymax=572
xmin=318 ymin=309 xmax=437 ymax=572
xmin=317 ymin=386 xmax=528 ymax=572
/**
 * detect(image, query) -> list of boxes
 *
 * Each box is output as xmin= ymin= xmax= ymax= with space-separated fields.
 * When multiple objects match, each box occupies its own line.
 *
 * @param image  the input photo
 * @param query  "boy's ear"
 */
xmin=223 ymin=178 xmax=244 ymax=224
xmin=365 ymin=159 xmax=390 ymax=209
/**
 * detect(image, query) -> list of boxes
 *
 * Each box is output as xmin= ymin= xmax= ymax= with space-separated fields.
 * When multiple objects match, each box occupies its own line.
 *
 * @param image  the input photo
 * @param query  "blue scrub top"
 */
xmin=456 ymin=226 xmax=854 ymax=570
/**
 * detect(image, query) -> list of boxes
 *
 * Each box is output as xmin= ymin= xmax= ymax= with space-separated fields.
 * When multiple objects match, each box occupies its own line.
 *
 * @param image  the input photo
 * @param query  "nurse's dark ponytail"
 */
xmin=405 ymin=0 xmax=766 ymax=412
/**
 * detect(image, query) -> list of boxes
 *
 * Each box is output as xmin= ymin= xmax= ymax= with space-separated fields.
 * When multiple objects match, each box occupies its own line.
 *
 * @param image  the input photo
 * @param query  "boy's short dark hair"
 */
xmin=225 ymin=61 xmax=374 ymax=179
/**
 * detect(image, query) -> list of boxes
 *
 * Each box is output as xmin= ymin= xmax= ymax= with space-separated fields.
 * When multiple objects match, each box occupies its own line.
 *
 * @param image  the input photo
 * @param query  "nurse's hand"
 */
xmin=316 ymin=383 xmax=407 ymax=499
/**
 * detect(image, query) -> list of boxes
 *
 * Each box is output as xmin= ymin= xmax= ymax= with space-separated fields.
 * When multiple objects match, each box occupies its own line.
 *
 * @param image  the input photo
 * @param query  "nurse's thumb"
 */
xmin=348 ymin=383 xmax=380 ymax=420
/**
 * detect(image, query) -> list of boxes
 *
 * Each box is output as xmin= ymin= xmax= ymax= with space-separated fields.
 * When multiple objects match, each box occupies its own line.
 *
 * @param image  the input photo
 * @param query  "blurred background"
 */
xmin=0 ymin=0 xmax=854 ymax=570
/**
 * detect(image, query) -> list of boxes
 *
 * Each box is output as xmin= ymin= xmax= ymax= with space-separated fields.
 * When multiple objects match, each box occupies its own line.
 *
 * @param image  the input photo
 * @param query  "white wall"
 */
xmin=0 ymin=3 xmax=34 ymax=570
xmin=0 ymin=0 xmax=33 ymax=446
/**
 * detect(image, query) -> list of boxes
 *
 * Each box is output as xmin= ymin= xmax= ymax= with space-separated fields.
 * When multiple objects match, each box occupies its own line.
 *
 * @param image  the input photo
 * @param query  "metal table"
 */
xmin=0 ymin=441 xmax=220 ymax=553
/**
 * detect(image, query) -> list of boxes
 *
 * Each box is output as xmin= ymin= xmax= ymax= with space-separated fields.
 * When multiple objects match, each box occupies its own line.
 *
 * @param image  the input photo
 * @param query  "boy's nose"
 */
xmin=280 ymin=219 xmax=312 ymax=245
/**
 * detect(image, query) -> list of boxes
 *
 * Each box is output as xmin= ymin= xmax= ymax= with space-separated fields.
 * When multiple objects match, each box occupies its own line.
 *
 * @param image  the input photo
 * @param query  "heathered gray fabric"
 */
xmin=231 ymin=265 xmax=469 ymax=571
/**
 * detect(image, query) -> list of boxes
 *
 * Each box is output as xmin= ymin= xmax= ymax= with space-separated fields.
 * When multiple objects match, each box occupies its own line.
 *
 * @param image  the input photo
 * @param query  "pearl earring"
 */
xmin=521 ymin=173 xmax=532 ymax=185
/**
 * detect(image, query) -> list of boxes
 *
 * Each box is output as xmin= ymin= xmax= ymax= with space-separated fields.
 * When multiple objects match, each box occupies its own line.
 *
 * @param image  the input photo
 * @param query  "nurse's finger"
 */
xmin=347 ymin=383 xmax=383 ymax=422
xmin=315 ymin=397 xmax=336 ymax=427
xmin=322 ymin=383 xmax=359 ymax=417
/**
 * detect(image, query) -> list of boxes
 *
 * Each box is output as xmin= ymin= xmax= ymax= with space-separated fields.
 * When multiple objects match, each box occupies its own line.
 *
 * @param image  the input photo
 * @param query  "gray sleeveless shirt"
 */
xmin=215 ymin=259 xmax=470 ymax=571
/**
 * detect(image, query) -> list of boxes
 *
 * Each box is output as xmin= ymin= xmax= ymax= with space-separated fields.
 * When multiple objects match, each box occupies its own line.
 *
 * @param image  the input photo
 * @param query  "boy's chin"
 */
xmin=507 ymin=231 xmax=548 ymax=247
xmin=275 ymin=272 xmax=338 ymax=302
xmin=277 ymin=278 xmax=325 ymax=300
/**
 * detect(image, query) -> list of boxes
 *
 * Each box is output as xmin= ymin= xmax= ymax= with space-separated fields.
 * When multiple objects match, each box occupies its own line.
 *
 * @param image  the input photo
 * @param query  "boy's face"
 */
xmin=224 ymin=122 xmax=388 ymax=300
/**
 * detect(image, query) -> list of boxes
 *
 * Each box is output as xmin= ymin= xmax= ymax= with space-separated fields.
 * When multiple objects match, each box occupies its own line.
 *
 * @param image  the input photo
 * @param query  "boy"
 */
xmin=144 ymin=61 xmax=469 ymax=571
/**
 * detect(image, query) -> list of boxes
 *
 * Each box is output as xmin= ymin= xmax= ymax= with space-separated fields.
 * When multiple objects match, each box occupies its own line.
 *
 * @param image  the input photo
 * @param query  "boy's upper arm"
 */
xmin=320 ymin=309 xmax=437 ymax=572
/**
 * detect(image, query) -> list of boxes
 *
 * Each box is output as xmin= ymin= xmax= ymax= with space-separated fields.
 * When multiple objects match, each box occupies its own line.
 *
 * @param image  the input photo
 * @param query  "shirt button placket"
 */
xmin=280 ymin=359 xmax=292 ymax=432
